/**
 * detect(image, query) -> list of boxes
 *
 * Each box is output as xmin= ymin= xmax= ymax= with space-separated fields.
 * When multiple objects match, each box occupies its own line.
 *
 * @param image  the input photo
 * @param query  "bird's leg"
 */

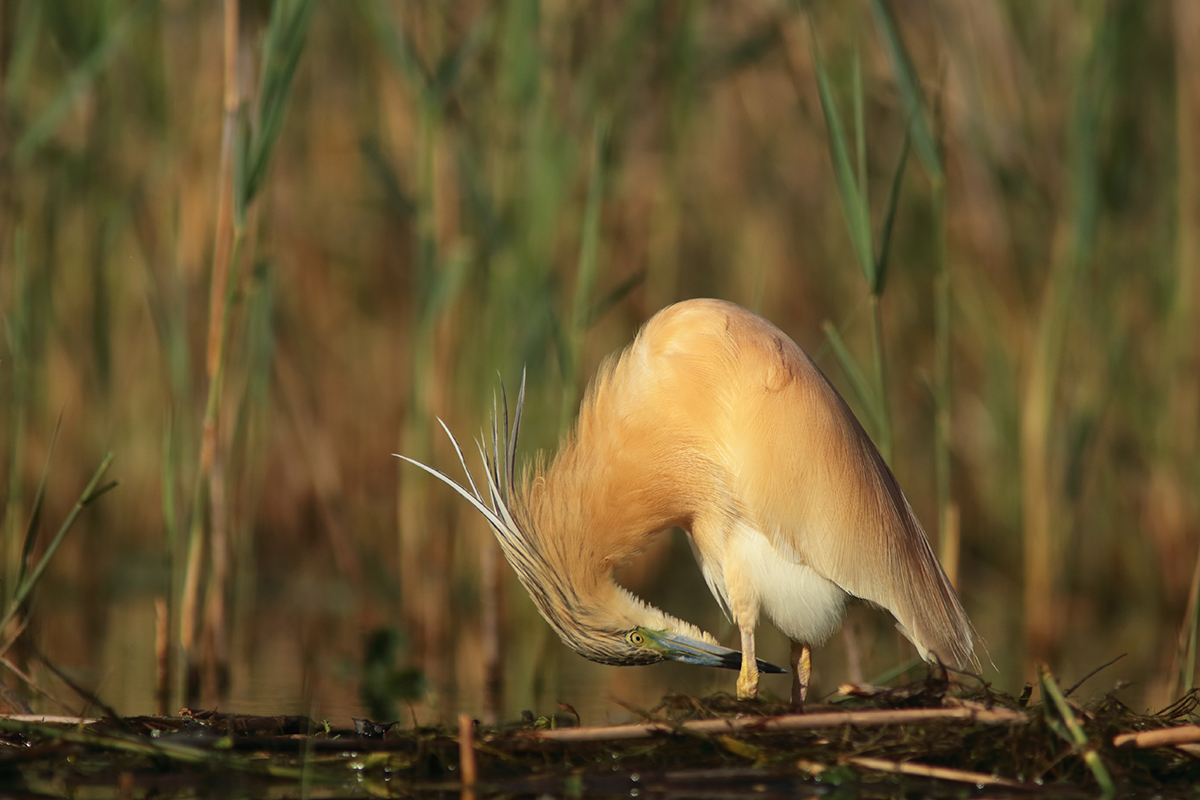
xmin=736 ymin=625 xmax=759 ymax=700
xmin=790 ymin=641 xmax=811 ymax=704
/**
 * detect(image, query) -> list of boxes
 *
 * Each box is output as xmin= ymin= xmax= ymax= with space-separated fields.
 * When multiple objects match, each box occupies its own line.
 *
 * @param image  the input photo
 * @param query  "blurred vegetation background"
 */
xmin=0 ymin=0 xmax=1197 ymax=727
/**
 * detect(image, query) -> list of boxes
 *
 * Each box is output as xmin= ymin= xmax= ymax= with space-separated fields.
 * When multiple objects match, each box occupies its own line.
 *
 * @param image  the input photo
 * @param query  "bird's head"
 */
xmin=394 ymin=377 xmax=784 ymax=677
xmin=396 ymin=442 xmax=784 ymax=674
xmin=525 ymin=577 xmax=786 ymax=677
xmin=615 ymin=625 xmax=785 ymax=673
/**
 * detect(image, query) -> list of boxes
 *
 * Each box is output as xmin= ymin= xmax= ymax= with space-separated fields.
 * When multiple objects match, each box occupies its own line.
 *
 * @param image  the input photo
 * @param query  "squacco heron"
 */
xmin=399 ymin=299 xmax=973 ymax=702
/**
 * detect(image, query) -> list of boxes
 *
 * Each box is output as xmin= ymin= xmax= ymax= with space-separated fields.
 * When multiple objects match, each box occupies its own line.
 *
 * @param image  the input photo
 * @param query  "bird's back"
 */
xmin=599 ymin=299 xmax=973 ymax=670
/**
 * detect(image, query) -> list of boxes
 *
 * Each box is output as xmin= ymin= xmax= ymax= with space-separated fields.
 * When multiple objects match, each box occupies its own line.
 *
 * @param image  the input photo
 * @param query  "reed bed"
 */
xmin=0 ymin=676 xmax=1198 ymax=798
xmin=0 ymin=0 xmax=1195 ymax=736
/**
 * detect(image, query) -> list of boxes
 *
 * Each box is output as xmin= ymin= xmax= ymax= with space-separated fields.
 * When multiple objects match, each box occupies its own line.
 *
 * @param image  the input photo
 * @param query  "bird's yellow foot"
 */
xmin=790 ymin=641 xmax=811 ymax=705
xmin=737 ymin=663 xmax=759 ymax=700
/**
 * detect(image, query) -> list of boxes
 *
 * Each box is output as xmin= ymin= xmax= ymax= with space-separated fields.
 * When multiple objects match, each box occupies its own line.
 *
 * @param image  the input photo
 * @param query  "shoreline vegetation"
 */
xmin=1 ymin=0 xmax=1197 ymax=765
xmin=1 ymin=674 xmax=1198 ymax=798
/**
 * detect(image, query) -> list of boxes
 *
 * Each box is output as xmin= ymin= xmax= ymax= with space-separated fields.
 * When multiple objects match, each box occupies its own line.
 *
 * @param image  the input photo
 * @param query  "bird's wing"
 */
xmin=637 ymin=299 xmax=975 ymax=670
xmin=685 ymin=531 xmax=734 ymax=623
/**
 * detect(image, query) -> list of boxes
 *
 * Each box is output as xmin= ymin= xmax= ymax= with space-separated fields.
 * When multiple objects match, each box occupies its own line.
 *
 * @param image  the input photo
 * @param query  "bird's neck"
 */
xmin=506 ymin=400 xmax=709 ymax=618
xmin=497 ymin=383 xmax=726 ymax=651
xmin=518 ymin=424 xmax=693 ymax=586
xmin=514 ymin=454 xmax=718 ymax=645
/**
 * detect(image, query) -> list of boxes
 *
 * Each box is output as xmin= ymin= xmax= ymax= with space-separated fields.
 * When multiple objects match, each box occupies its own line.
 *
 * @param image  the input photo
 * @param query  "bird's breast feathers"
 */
xmin=692 ymin=518 xmax=849 ymax=646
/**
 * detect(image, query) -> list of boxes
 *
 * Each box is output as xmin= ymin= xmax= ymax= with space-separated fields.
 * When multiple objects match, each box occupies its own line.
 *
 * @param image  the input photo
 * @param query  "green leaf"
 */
xmin=423 ymin=250 xmax=472 ymax=326
xmin=17 ymin=413 xmax=64 ymax=591
xmin=428 ymin=14 xmax=491 ymax=104
xmin=868 ymin=0 xmax=942 ymax=181
xmin=587 ymin=270 xmax=646 ymax=327
xmin=874 ymin=134 xmax=910 ymax=295
xmin=822 ymin=321 xmax=884 ymax=439
xmin=241 ymin=0 xmax=317 ymax=209
xmin=359 ymin=0 xmax=425 ymax=90
xmin=4 ymin=1 xmax=43 ymax=109
xmin=1038 ymin=664 xmax=1115 ymax=799
xmin=809 ymin=28 xmax=874 ymax=287
xmin=560 ymin=119 xmax=610 ymax=429
xmin=13 ymin=0 xmax=153 ymax=166
xmin=0 ymin=453 xmax=116 ymax=640
xmin=853 ymin=42 xmax=867 ymax=217
xmin=571 ymin=119 xmax=609 ymax=346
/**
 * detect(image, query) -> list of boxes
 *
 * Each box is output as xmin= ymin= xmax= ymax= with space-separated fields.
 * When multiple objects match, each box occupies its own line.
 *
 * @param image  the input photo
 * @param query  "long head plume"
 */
xmin=395 ymin=371 xmax=784 ymax=673
xmin=396 ymin=372 xmax=656 ymax=664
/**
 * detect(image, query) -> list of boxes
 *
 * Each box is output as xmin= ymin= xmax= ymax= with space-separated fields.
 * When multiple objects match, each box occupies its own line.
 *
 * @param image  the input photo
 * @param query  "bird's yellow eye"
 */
xmin=628 ymin=630 xmax=646 ymax=647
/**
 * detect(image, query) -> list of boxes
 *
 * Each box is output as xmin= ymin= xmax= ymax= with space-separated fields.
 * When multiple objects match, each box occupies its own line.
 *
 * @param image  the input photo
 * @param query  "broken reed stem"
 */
xmin=205 ymin=447 xmax=231 ymax=699
xmin=1169 ymin=548 xmax=1200 ymax=699
xmin=480 ymin=540 xmax=503 ymax=726
xmin=1114 ymin=724 xmax=1200 ymax=749
xmin=512 ymin=705 xmax=1027 ymax=743
xmin=0 ymin=714 xmax=100 ymax=725
xmin=182 ymin=0 xmax=240 ymax=707
xmin=155 ymin=597 xmax=169 ymax=716
xmin=1170 ymin=0 xmax=1200 ymax=700
xmin=842 ymin=756 xmax=1026 ymax=789
xmin=204 ymin=0 xmax=240 ymax=381
xmin=932 ymin=174 xmax=959 ymax=588
xmin=867 ymin=293 xmax=891 ymax=464
xmin=0 ymin=656 xmax=71 ymax=715
xmin=458 ymin=713 xmax=477 ymax=787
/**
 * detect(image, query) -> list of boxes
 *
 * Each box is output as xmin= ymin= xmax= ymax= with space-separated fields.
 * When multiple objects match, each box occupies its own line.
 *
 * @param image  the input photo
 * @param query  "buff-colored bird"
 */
xmin=399 ymin=299 xmax=973 ymax=702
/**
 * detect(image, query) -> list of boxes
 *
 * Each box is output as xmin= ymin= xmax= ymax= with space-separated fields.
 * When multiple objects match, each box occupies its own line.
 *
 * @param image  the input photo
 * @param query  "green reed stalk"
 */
xmin=870 ymin=0 xmax=953 ymax=575
xmin=810 ymin=24 xmax=901 ymax=463
xmin=560 ymin=120 xmax=608 ymax=431
xmin=3 ymin=229 xmax=31 ymax=603
xmin=364 ymin=1 xmax=438 ymax=664
xmin=1169 ymin=0 xmax=1200 ymax=697
xmin=1038 ymin=664 xmax=1115 ymax=799
xmin=180 ymin=0 xmax=242 ymax=705
xmin=0 ymin=453 xmax=116 ymax=645
xmin=933 ymin=174 xmax=956 ymax=582
xmin=181 ymin=0 xmax=314 ymax=705
xmin=809 ymin=32 xmax=883 ymax=441
xmin=12 ymin=0 xmax=152 ymax=167
xmin=1021 ymin=5 xmax=1112 ymax=663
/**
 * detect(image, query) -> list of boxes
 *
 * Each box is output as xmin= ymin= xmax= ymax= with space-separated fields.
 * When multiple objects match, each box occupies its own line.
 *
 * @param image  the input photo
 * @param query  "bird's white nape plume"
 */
xmin=397 ymin=299 xmax=975 ymax=702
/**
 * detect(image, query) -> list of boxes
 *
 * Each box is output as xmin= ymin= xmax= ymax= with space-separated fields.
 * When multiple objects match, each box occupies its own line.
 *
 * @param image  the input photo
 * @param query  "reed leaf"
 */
xmin=3 ymin=228 xmax=32 ymax=593
xmin=240 ymin=0 xmax=316 ymax=213
xmin=424 ymin=250 xmax=472 ymax=326
xmin=13 ymin=0 xmax=153 ymax=166
xmin=428 ymin=14 xmax=491 ymax=105
xmin=1038 ymin=664 xmax=1116 ymax=799
xmin=586 ymin=271 xmax=646 ymax=328
xmin=562 ymin=118 xmax=609 ymax=424
xmin=822 ymin=320 xmax=884 ymax=441
xmin=0 ymin=453 xmax=116 ymax=639
xmin=1184 ymin=556 xmax=1200 ymax=694
xmin=15 ymin=413 xmax=63 ymax=592
xmin=359 ymin=0 xmax=424 ymax=90
xmin=3 ymin=0 xmax=42 ymax=109
xmin=360 ymin=136 xmax=418 ymax=217
xmin=875 ymin=134 xmax=910 ymax=296
xmin=1021 ymin=2 xmax=1115 ymax=662
xmin=810 ymin=29 xmax=874 ymax=288
xmin=853 ymin=41 xmax=867 ymax=225
xmin=868 ymin=0 xmax=941 ymax=181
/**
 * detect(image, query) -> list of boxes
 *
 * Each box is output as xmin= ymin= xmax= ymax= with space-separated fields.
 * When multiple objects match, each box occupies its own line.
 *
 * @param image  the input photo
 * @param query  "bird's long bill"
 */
xmin=645 ymin=631 xmax=785 ymax=673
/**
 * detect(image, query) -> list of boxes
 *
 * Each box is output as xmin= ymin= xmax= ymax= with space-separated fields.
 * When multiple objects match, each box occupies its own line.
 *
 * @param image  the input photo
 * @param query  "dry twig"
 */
xmin=511 ymin=705 xmax=1027 ymax=743
xmin=1114 ymin=724 xmax=1200 ymax=748
xmin=843 ymin=755 xmax=1027 ymax=789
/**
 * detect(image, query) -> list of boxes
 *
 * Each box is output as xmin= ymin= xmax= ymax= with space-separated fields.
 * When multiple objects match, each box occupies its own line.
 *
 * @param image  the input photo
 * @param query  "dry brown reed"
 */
xmin=0 ymin=1 xmax=1195 ymax=724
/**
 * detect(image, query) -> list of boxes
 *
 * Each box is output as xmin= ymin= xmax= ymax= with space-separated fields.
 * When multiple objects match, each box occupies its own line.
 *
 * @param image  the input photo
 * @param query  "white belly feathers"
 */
xmin=690 ymin=520 xmax=848 ymax=646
